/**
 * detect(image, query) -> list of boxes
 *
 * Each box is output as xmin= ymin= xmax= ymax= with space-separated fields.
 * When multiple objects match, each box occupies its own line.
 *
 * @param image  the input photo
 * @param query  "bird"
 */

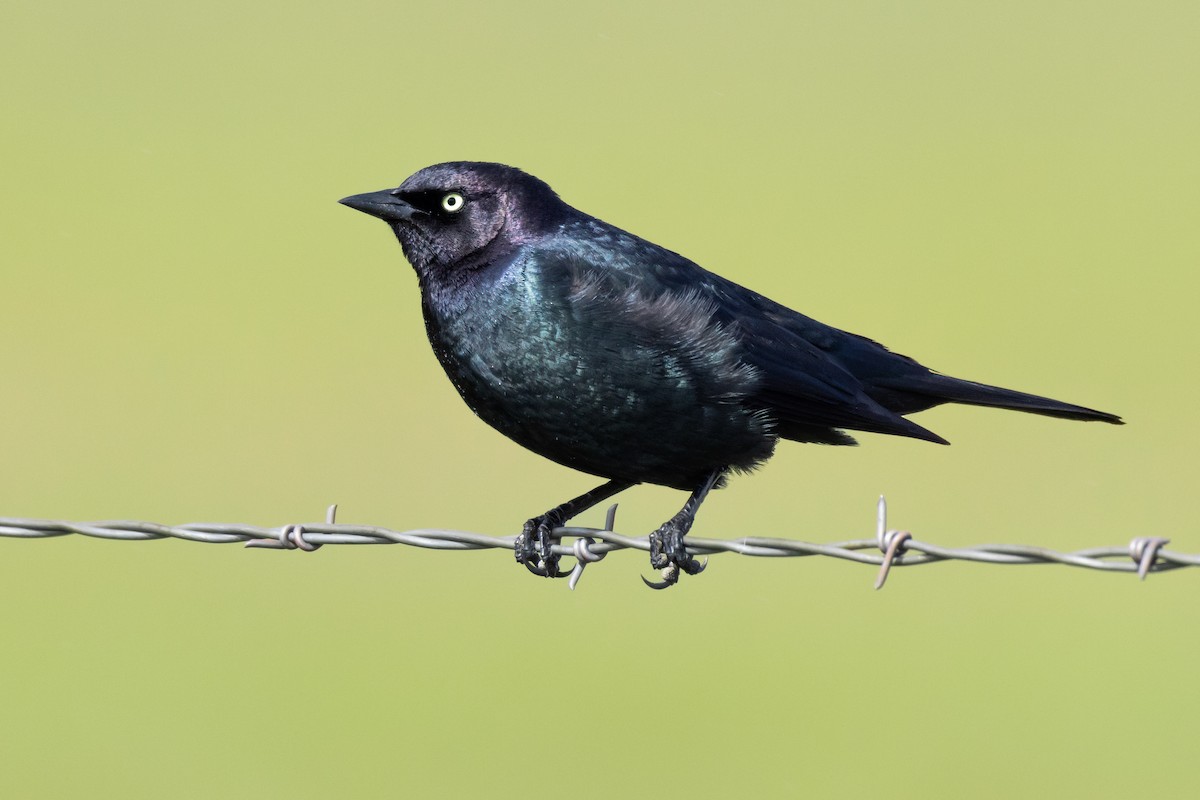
xmin=339 ymin=161 xmax=1121 ymax=588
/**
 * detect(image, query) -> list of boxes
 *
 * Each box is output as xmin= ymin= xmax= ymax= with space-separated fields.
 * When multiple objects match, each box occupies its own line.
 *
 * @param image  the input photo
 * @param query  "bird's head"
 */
xmin=340 ymin=161 xmax=568 ymax=279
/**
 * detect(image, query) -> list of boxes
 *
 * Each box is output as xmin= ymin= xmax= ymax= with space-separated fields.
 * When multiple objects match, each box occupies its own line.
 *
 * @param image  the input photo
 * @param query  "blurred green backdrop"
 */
xmin=1 ymin=1 xmax=1197 ymax=797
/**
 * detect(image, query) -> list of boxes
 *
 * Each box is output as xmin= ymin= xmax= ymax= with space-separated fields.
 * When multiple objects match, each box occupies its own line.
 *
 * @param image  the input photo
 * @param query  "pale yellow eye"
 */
xmin=441 ymin=192 xmax=465 ymax=212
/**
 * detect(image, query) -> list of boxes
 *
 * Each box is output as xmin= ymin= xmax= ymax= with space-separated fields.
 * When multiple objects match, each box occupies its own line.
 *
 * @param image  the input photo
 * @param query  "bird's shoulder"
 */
xmin=510 ymin=219 xmax=740 ymax=362
xmin=512 ymin=218 xmax=841 ymax=370
xmin=518 ymin=217 xmax=851 ymax=352
xmin=519 ymin=217 xmax=704 ymax=289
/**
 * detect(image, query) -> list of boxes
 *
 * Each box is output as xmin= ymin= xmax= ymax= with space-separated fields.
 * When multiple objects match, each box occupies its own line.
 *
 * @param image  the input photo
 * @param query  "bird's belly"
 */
xmin=425 ymin=299 xmax=775 ymax=489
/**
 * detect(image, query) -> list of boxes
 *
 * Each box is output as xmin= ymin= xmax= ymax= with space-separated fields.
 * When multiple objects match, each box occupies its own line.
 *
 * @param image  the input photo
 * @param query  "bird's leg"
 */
xmin=645 ymin=468 xmax=726 ymax=589
xmin=517 ymin=479 xmax=633 ymax=578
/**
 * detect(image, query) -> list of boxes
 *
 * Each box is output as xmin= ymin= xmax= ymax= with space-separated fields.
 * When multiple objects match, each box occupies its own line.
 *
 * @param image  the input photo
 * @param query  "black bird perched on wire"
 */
xmin=340 ymin=162 xmax=1121 ymax=588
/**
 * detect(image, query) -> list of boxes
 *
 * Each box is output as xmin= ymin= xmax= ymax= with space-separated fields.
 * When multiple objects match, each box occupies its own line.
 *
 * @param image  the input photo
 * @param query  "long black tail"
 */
xmin=885 ymin=373 xmax=1123 ymax=424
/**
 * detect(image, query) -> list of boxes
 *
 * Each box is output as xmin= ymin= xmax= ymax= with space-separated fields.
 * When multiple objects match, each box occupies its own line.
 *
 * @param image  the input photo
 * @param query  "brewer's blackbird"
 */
xmin=340 ymin=162 xmax=1121 ymax=588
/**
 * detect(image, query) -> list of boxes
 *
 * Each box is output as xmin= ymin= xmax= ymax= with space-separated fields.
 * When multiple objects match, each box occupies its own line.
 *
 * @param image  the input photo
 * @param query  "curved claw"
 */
xmin=641 ymin=565 xmax=680 ymax=590
xmin=641 ymin=574 xmax=675 ymax=590
xmin=524 ymin=560 xmax=550 ymax=577
xmin=522 ymin=558 xmax=573 ymax=579
xmin=687 ymin=557 xmax=709 ymax=576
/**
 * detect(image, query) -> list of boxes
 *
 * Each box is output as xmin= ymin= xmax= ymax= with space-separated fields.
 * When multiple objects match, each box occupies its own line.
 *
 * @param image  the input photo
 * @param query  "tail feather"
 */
xmin=886 ymin=374 xmax=1124 ymax=424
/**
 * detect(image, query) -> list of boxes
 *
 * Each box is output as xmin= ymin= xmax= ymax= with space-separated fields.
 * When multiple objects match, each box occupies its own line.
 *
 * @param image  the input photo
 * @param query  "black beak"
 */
xmin=338 ymin=189 xmax=418 ymax=222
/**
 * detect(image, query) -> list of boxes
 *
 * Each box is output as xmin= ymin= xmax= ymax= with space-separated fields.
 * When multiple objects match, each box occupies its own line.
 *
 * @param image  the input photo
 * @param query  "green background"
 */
xmin=2 ymin=1 xmax=1196 ymax=797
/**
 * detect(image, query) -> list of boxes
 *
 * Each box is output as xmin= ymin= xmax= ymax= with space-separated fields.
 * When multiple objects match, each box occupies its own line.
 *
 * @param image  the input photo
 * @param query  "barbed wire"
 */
xmin=0 ymin=497 xmax=1194 ymax=590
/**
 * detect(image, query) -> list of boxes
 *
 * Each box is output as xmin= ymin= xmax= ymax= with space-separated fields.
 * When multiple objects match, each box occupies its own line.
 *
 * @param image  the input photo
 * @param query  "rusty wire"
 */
xmin=0 ymin=497 xmax=1194 ymax=590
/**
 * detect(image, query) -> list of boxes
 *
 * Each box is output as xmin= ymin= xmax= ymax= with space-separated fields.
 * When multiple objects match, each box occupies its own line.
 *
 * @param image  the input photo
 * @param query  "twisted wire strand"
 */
xmin=1 ymin=497 xmax=1194 ymax=588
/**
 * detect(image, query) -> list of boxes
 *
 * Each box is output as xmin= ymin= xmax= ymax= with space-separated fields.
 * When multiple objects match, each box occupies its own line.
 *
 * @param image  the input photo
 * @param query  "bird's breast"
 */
xmin=417 ymin=265 xmax=776 ymax=487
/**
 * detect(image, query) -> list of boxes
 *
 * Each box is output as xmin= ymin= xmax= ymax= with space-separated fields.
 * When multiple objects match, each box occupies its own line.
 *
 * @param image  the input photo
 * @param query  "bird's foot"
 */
xmin=643 ymin=511 xmax=707 ymax=590
xmin=515 ymin=514 xmax=570 ymax=578
xmin=515 ymin=480 xmax=634 ymax=581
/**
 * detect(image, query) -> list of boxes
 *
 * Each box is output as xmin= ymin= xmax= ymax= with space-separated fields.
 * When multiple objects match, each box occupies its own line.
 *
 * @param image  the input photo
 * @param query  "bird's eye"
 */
xmin=441 ymin=192 xmax=465 ymax=213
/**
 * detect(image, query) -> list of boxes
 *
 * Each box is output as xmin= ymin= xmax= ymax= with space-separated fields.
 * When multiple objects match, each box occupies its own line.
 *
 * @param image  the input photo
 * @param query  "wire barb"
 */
xmin=2 ymin=498 xmax=1197 ymax=590
xmin=244 ymin=504 xmax=338 ymax=551
xmin=567 ymin=503 xmax=617 ymax=590
xmin=1129 ymin=536 xmax=1170 ymax=580
xmin=874 ymin=496 xmax=912 ymax=590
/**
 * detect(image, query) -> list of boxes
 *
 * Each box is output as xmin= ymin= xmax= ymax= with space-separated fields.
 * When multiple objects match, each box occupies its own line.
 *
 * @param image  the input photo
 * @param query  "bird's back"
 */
xmin=537 ymin=215 xmax=955 ymax=445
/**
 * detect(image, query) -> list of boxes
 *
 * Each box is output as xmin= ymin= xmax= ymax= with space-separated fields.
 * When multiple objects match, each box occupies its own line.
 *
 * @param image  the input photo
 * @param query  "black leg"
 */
xmin=645 ymin=468 xmax=726 ymax=589
xmin=517 ymin=479 xmax=634 ymax=577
